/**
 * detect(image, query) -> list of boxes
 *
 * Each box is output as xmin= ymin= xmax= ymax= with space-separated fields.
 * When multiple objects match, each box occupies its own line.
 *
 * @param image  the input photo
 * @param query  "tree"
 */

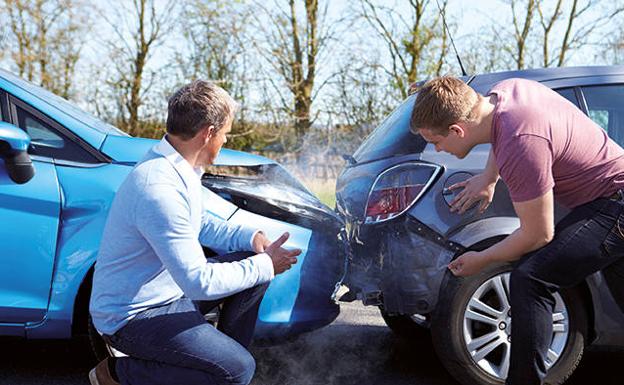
xmin=536 ymin=0 xmax=622 ymax=67
xmin=318 ymin=52 xmax=394 ymax=157
xmin=252 ymin=0 xmax=335 ymax=150
xmin=97 ymin=0 xmax=176 ymax=137
xmin=2 ymin=0 xmax=89 ymax=98
xmin=175 ymin=0 xmax=259 ymax=150
xmin=509 ymin=0 xmax=537 ymax=70
xmin=358 ymin=0 xmax=450 ymax=100
xmin=504 ymin=0 xmax=624 ymax=69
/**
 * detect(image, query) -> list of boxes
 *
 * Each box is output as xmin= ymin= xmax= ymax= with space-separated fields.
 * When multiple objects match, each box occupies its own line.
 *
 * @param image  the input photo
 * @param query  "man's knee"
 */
xmin=226 ymin=350 xmax=256 ymax=385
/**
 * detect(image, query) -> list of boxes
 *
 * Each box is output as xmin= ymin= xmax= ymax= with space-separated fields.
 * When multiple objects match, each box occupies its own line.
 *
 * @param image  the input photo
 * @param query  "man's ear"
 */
xmin=448 ymin=123 xmax=466 ymax=138
xmin=201 ymin=125 xmax=216 ymax=143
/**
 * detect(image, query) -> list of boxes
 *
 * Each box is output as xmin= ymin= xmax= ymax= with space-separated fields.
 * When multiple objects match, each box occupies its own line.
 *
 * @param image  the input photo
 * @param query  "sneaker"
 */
xmin=89 ymin=358 xmax=120 ymax=385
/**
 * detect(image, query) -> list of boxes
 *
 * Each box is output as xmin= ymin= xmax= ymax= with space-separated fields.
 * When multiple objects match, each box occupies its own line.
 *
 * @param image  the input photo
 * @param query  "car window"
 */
xmin=555 ymin=88 xmax=577 ymax=106
xmin=582 ymin=85 xmax=624 ymax=147
xmin=15 ymin=105 xmax=99 ymax=163
xmin=352 ymin=94 xmax=427 ymax=163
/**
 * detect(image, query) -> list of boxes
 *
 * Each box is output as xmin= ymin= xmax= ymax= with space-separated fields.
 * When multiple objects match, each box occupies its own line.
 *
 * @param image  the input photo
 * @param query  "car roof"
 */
xmin=0 ymin=68 xmax=124 ymax=149
xmin=468 ymin=65 xmax=624 ymax=92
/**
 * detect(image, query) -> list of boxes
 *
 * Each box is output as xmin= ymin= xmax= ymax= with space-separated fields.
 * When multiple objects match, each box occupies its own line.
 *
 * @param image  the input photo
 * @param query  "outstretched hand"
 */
xmin=265 ymin=232 xmax=301 ymax=275
xmin=448 ymin=251 xmax=491 ymax=277
xmin=448 ymin=173 xmax=497 ymax=214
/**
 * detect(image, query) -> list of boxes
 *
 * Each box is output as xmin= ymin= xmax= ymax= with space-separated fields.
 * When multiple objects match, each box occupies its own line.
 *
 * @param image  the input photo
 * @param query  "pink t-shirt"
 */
xmin=490 ymin=78 xmax=624 ymax=208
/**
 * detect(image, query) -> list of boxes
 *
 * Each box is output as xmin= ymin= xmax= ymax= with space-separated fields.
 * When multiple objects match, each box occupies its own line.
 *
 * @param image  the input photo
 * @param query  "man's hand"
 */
xmin=252 ymin=231 xmax=272 ymax=253
xmin=265 ymin=232 xmax=301 ymax=275
xmin=448 ymin=251 xmax=492 ymax=277
xmin=449 ymin=173 xmax=497 ymax=214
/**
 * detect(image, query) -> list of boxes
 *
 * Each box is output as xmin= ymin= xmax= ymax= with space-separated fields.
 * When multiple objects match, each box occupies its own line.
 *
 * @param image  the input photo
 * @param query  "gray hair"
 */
xmin=166 ymin=80 xmax=238 ymax=140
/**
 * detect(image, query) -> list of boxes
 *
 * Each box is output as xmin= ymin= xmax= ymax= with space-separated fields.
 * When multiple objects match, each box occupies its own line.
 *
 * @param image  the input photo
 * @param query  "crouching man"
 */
xmin=411 ymin=76 xmax=624 ymax=385
xmin=89 ymin=80 xmax=300 ymax=385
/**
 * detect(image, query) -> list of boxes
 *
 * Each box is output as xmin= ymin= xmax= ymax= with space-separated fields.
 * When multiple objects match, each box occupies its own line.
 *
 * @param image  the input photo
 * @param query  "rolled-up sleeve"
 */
xmin=135 ymin=183 xmax=273 ymax=300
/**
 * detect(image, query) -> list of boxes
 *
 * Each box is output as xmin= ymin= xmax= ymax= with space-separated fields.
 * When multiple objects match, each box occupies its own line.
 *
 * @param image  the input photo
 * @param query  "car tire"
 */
xmin=379 ymin=308 xmax=431 ymax=340
xmin=431 ymin=264 xmax=587 ymax=385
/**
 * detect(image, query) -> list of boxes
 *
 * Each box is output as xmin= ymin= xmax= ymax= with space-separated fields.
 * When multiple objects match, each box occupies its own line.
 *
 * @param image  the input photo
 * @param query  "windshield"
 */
xmin=0 ymin=69 xmax=128 ymax=137
xmin=352 ymin=94 xmax=427 ymax=163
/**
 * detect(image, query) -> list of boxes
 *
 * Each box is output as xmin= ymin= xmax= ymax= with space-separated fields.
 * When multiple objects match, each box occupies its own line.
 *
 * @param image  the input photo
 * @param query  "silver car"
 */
xmin=336 ymin=66 xmax=624 ymax=385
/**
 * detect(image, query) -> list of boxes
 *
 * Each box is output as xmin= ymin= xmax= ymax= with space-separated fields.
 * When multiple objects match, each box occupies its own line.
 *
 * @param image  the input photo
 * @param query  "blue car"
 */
xmin=0 ymin=69 xmax=344 ymax=351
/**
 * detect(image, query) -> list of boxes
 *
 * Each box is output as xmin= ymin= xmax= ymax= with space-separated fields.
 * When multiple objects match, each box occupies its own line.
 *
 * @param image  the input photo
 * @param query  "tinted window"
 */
xmin=352 ymin=94 xmax=426 ymax=163
xmin=582 ymin=85 xmax=624 ymax=146
xmin=16 ymin=106 xmax=99 ymax=163
xmin=556 ymin=88 xmax=577 ymax=106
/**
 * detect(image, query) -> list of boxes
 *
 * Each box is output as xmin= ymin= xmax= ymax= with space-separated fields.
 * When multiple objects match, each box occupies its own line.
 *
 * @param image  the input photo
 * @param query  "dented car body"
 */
xmin=0 ymin=68 xmax=343 ymax=343
xmin=337 ymin=66 xmax=624 ymax=384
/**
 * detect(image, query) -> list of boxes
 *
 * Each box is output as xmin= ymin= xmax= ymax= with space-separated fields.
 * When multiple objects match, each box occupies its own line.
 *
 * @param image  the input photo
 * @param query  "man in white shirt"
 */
xmin=89 ymin=80 xmax=300 ymax=385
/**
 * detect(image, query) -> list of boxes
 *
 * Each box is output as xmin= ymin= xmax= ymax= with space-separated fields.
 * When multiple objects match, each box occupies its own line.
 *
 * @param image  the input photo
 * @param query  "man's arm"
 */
xmin=448 ymin=189 xmax=554 ymax=276
xmin=199 ymin=211 xmax=259 ymax=252
xmin=137 ymin=183 xmax=275 ymax=300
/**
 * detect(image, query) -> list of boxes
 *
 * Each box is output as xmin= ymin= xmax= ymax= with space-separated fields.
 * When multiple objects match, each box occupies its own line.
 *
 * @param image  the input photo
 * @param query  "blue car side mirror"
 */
xmin=0 ymin=122 xmax=35 ymax=184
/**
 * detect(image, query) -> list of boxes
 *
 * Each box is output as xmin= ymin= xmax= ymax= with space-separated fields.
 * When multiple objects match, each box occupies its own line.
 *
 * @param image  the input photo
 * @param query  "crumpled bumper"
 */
xmin=344 ymin=215 xmax=463 ymax=315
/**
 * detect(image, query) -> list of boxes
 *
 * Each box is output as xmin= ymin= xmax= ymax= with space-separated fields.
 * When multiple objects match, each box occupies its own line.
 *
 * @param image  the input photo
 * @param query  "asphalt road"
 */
xmin=0 ymin=302 xmax=622 ymax=385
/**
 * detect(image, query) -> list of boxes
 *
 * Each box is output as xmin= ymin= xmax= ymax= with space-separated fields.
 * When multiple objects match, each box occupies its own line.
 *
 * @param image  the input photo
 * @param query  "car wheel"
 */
xmin=379 ymin=308 xmax=430 ymax=340
xmin=431 ymin=264 xmax=587 ymax=385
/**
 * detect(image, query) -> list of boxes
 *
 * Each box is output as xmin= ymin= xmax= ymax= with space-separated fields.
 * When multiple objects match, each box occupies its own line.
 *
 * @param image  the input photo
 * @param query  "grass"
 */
xmin=301 ymin=178 xmax=337 ymax=208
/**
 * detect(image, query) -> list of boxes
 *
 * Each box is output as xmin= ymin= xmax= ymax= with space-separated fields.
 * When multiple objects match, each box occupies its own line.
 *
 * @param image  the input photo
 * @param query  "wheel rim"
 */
xmin=462 ymin=272 xmax=569 ymax=380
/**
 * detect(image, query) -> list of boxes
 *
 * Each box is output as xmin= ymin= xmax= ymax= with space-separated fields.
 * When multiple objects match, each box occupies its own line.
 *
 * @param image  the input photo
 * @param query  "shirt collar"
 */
xmin=152 ymin=135 xmax=204 ymax=188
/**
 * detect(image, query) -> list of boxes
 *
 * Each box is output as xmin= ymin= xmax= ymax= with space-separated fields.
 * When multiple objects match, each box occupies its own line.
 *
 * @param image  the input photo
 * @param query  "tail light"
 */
xmin=365 ymin=163 xmax=440 ymax=224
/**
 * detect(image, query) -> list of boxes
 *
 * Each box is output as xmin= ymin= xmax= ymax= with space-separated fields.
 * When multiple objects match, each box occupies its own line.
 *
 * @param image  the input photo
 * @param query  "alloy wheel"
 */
xmin=462 ymin=273 xmax=569 ymax=379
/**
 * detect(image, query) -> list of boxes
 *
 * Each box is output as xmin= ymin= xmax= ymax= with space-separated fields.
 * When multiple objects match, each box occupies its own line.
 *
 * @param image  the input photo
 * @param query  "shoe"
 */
xmin=89 ymin=358 xmax=120 ymax=385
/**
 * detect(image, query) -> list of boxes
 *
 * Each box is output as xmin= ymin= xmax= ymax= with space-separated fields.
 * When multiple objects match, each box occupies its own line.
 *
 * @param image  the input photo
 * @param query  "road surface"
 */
xmin=0 ymin=302 xmax=621 ymax=385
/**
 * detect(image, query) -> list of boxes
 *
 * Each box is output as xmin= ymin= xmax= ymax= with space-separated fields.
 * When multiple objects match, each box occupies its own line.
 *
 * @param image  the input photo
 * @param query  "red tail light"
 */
xmin=365 ymin=163 xmax=440 ymax=224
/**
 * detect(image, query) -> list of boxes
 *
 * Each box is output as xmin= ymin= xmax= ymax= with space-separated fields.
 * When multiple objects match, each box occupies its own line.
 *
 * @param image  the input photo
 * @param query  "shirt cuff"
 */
xmin=249 ymin=229 xmax=264 ymax=250
xmin=250 ymin=252 xmax=275 ymax=282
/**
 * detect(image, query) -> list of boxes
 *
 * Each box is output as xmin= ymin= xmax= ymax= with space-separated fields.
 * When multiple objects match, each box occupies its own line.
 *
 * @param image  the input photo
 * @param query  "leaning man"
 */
xmin=411 ymin=77 xmax=624 ymax=385
xmin=89 ymin=80 xmax=300 ymax=385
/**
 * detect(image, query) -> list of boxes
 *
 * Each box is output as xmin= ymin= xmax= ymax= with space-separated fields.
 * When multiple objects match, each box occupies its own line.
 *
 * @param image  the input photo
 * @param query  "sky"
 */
xmin=1 ymin=0 xmax=619 ymax=123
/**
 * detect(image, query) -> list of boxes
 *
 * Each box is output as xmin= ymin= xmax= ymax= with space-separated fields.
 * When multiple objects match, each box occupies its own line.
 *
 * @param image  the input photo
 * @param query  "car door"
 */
xmin=0 ymin=91 xmax=61 ymax=325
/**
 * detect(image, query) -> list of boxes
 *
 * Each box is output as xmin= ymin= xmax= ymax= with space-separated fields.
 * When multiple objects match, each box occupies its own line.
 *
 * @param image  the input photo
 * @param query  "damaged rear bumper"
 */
xmin=342 ymin=215 xmax=464 ymax=315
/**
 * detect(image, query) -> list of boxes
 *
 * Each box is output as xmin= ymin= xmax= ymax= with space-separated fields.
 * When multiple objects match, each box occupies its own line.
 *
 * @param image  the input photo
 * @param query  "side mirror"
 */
xmin=0 ymin=122 xmax=35 ymax=184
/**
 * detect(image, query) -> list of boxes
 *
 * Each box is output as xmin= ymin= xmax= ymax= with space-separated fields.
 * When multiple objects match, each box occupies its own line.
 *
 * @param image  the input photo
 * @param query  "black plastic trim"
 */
xmin=0 ymin=90 xmax=9 ymax=122
xmin=7 ymin=95 xmax=111 ymax=164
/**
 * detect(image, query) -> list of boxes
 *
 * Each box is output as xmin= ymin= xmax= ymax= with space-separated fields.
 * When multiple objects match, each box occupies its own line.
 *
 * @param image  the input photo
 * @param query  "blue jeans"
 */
xmin=506 ymin=197 xmax=624 ymax=385
xmin=105 ymin=252 xmax=269 ymax=385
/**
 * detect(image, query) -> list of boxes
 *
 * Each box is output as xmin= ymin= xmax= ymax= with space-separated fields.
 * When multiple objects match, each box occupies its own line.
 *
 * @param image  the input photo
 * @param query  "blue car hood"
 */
xmin=100 ymin=135 xmax=277 ymax=166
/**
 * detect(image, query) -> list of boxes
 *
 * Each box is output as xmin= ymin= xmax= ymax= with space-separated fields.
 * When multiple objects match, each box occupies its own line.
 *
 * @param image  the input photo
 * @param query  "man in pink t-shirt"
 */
xmin=411 ymin=77 xmax=624 ymax=385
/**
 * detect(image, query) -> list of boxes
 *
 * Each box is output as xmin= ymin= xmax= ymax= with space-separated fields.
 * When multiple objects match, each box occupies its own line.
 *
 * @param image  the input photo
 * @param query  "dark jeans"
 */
xmin=506 ymin=197 xmax=624 ymax=385
xmin=105 ymin=251 xmax=269 ymax=385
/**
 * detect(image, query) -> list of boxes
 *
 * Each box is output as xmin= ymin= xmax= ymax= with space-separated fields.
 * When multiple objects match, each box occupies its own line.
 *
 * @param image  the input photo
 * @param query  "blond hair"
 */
xmin=410 ymin=76 xmax=479 ymax=136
